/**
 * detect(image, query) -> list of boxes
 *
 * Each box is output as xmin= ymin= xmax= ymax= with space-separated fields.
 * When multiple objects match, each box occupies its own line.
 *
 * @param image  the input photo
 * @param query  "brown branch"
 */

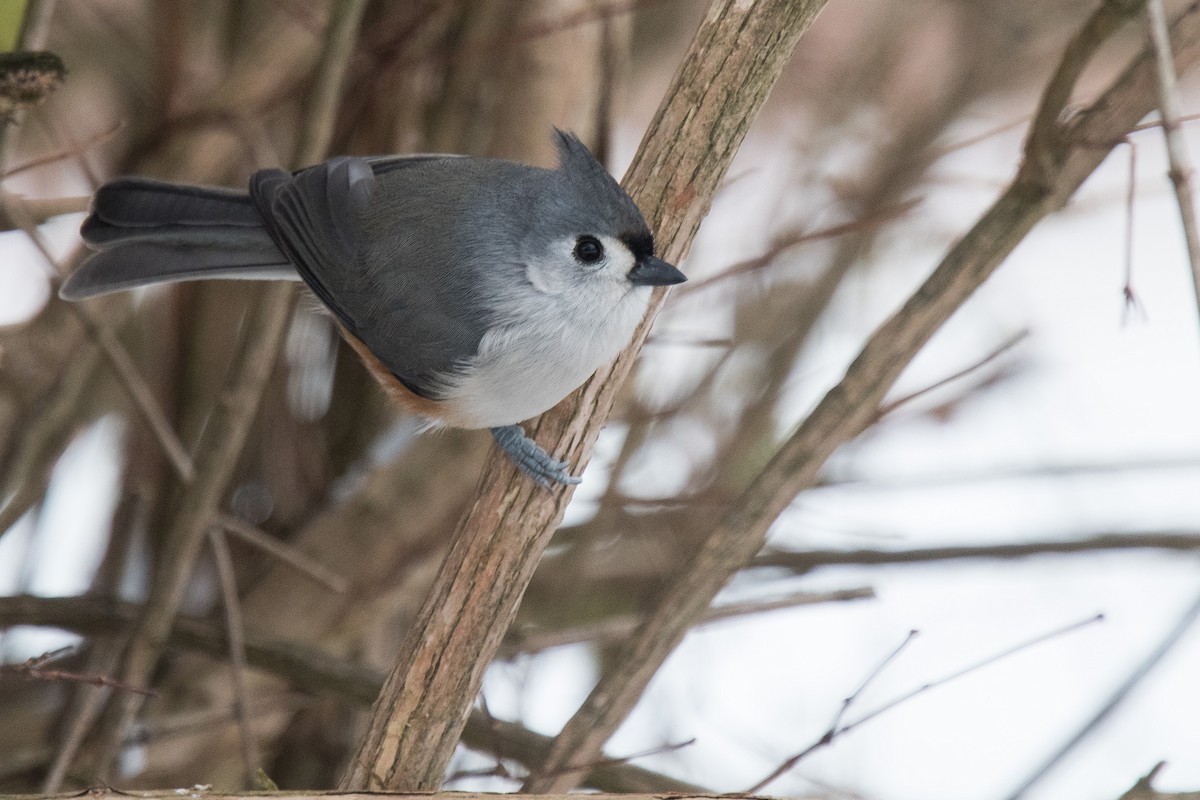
xmin=503 ymin=587 xmax=874 ymax=657
xmin=40 ymin=640 xmax=122 ymax=793
xmin=339 ymin=0 xmax=829 ymax=790
xmin=0 ymin=595 xmax=702 ymax=794
xmin=817 ymin=455 xmax=1200 ymax=491
xmin=753 ymin=531 xmax=1200 ymax=571
xmin=1120 ymin=764 xmax=1200 ymax=800
xmin=207 ymin=527 xmax=261 ymax=786
xmin=524 ymin=0 xmax=1200 ymax=791
xmin=1 ymin=646 xmax=155 ymax=697
xmin=1 ymin=120 xmax=123 ymax=179
xmin=216 ymin=512 xmax=349 ymax=594
xmin=92 ymin=284 xmax=298 ymax=776
xmin=0 ymin=193 xmax=90 ymax=230
xmin=0 ymin=335 xmax=104 ymax=537
xmin=677 ymin=198 xmax=923 ymax=297
xmin=89 ymin=0 xmax=371 ymax=776
xmin=1145 ymin=0 xmax=1200 ymax=334
xmin=64 ymin=302 xmax=197 ymax=483
xmin=872 ymin=331 xmax=1028 ymax=422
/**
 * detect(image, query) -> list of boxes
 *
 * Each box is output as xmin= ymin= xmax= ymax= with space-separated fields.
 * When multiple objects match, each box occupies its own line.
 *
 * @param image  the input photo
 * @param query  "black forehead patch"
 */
xmin=622 ymin=230 xmax=655 ymax=260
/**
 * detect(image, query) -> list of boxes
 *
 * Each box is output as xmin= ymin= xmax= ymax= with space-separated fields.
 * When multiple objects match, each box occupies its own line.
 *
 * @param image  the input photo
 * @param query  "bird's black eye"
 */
xmin=574 ymin=235 xmax=604 ymax=264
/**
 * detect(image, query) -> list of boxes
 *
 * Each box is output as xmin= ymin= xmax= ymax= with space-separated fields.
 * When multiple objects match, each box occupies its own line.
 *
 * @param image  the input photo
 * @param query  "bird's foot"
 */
xmin=490 ymin=425 xmax=582 ymax=488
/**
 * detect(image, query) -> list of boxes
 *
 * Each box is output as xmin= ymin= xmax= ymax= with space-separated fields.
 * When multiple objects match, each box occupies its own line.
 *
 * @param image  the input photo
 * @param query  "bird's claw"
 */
xmin=490 ymin=425 xmax=582 ymax=488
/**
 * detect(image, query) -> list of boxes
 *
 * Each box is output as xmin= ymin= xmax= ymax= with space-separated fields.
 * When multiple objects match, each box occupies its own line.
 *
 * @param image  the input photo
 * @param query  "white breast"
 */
xmin=438 ymin=283 xmax=652 ymax=429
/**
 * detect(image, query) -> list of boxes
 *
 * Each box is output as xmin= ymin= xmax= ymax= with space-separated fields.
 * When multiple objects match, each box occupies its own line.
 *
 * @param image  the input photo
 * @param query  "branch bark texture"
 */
xmin=339 ymin=0 xmax=828 ymax=790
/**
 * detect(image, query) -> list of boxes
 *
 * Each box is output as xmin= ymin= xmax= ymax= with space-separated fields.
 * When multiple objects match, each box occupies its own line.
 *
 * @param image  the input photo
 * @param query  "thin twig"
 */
xmin=66 ymin=303 xmax=197 ymax=482
xmin=1132 ymin=109 xmax=1200 ymax=132
xmin=9 ymin=217 xmax=198 ymax=486
xmin=845 ymin=614 xmax=1104 ymax=735
xmin=677 ymin=198 xmax=922 ymax=297
xmin=207 ymin=526 xmax=261 ymax=786
xmin=829 ymin=629 xmax=918 ymax=733
xmin=503 ymin=587 xmax=873 ymax=657
xmin=0 ymin=194 xmax=91 ymax=230
xmin=1145 ymin=0 xmax=1200 ymax=335
xmin=1 ymin=645 xmax=156 ymax=697
xmin=216 ymin=512 xmax=348 ymax=594
xmin=0 ymin=594 xmax=702 ymax=794
xmin=873 ymin=331 xmax=1028 ymax=421
xmin=1122 ymin=138 xmax=1144 ymax=320
xmin=27 ymin=228 xmax=346 ymax=598
xmin=817 ymin=455 xmax=1200 ymax=491
xmin=1006 ymin=594 xmax=1200 ymax=798
xmin=1 ymin=120 xmax=123 ymax=180
xmin=746 ymin=629 xmax=921 ymax=793
xmin=41 ymin=640 xmax=122 ymax=793
xmin=754 ymin=530 xmax=1200 ymax=571
xmin=293 ymin=0 xmax=371 ymax=168
xmin=749 ymin=614 xmax=1103 ymax=793
xmin=537 ymin=738 xmax=697 ymax=781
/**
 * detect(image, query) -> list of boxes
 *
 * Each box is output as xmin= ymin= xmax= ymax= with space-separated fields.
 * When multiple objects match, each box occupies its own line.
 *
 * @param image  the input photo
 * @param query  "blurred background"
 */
xmin=0 ymin=1 xmax=1199 ymax=798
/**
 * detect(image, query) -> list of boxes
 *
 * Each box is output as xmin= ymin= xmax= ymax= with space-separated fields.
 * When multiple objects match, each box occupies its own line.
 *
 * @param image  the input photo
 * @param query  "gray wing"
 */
xmin=248 ymin=155 xmax=490 ymax=400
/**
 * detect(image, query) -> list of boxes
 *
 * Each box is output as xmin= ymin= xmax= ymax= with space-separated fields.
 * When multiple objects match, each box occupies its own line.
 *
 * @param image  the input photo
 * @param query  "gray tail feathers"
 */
xmin=61 ymin=178 xmax=298 ymax=300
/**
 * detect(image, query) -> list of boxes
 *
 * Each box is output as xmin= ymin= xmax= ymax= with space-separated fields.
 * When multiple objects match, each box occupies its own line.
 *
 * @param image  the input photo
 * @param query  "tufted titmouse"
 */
xmin=60 ymin=130 xmax=685 ymax=486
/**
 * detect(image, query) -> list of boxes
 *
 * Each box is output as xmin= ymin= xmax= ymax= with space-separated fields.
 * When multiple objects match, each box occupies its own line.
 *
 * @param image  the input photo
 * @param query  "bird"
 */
xmin=60 ymin=129 xmax=686 ymax=486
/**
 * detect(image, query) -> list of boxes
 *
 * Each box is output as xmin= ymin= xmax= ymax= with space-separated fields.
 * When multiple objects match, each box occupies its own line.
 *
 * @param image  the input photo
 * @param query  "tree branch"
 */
xmin=1144 ymin=0 xmax=1200 ymax=337
xmin=89 ymin=0 xmax=371 ymax=777
xmin=524 ymin=0 xmax=1200 ymax=791
xmin=753 ymin=531 xmax=1200 ymax=571
xmin=0 ymin=594 xmax=702 ymax=794
xmin=339 ymin=0 xmax=828 ymax=790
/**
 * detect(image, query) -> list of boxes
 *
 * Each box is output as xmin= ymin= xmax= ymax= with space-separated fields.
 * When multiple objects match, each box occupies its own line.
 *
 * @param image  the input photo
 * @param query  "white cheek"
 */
xmin=597 ymin=234 xmax=636 ymax=281
xmin=525 ymin=236 xmax=636 ymax=294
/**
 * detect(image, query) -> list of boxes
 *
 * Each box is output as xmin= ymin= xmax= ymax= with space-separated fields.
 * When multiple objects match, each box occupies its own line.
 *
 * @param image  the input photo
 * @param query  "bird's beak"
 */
xmin=628 ymin=255 xmax=686 ymax=287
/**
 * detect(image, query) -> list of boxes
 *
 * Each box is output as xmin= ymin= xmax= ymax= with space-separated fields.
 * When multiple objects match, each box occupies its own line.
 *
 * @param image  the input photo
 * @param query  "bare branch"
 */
xmin=1119 ymin=763 xmax=1200 ymax=800
xmin=89 ymin=0 xmax=371 ymax=775
xmin=525 ymin=1 xmax=1200 ymax=790
xmin=1145 ymin=0 xmax=1200 ymax=336
xmin=65 ymin=303 xmax=197 ymax=483
xmin=340 ymin=0 xmax=829 ymax=791
xmin=750 ymin=614 xmax=1104 ymax=793
xmin=677 ymin=198 xmax=923 ymax=297
xmin=0 ymin=595 xmax=701 ymax=794
xmin=207 ymin=527 xmax=261 ymax=786
xmin=503 ymin=587 xmax=873 ymax=657
xmin=1 ymin=646 xmax=155 ymax=697
xmin=753 ymin=531 xmax=1200 ymax=571
xmin=216 ymin=513 xmax=349 ymax=594
xmin=872 ymin=331 xmax=1028 ymax=422
xmin=1007 ymin=593 xmax=1200 ymax=799
xmin=40 ymin=641 xmax=121 ymax=793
